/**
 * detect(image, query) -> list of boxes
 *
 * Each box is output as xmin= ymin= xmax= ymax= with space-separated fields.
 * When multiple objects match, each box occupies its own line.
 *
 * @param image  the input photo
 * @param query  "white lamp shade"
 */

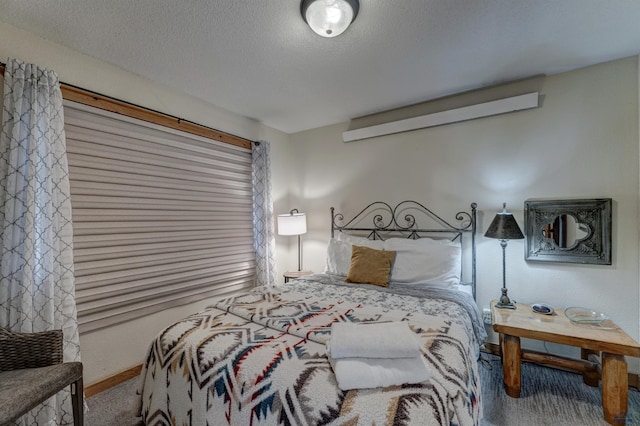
xmin=277 ymin=212 xmax=307 ymax=235
xmin=303 ymin=0 xmax=356 ymax=38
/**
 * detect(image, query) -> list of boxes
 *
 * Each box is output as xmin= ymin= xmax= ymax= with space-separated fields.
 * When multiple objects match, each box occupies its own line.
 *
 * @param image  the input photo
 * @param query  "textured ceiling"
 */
xmin=1 ymin=0 xmax=640 ymax=134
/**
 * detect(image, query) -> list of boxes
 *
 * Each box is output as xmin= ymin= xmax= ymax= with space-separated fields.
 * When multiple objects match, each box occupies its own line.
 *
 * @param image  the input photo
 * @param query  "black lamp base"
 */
xmin=495 ymin=287 xmax=516 ymax=309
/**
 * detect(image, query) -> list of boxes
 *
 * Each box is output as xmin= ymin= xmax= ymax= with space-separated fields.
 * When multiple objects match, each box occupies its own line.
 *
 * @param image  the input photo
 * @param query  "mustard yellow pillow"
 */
xmin=345 ymin=245 xmax=396 ymax=287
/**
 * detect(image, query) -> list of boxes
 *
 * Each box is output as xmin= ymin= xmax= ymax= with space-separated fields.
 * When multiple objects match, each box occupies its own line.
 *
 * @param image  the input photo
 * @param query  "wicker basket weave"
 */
xmin=0 ymin=328 xmax=63 ymax=371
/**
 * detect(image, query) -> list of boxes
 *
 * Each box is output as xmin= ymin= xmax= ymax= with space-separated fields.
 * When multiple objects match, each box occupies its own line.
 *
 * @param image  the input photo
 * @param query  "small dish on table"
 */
xmin=531 ymin=303 xmax=554 ymax=315
xmin=565 ymin=307 xmax=610 ymax=325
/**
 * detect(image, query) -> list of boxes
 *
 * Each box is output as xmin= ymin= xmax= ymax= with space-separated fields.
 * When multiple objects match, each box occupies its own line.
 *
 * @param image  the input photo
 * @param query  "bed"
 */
xmin=136 ymin=200 xmax=487 ymax=425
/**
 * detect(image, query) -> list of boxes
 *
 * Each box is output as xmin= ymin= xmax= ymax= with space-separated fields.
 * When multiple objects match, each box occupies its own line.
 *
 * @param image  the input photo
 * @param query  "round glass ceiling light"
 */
xmin=301 ymin=0 xmax=359 ymax=38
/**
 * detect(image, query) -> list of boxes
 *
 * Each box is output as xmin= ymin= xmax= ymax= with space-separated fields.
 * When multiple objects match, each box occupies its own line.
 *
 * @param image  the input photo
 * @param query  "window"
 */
xmin=65 ymin=101 xmax=255 ymax=332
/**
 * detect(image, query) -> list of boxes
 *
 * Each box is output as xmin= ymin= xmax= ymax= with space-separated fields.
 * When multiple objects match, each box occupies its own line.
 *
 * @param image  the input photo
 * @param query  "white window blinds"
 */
xmin=64 ymin=101 xmax=256 ymax=333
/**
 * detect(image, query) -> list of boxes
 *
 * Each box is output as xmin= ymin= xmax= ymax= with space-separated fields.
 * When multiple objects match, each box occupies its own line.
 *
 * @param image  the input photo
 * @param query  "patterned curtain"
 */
xmin=252 ymin=140 xmax=277 ymax=286
xmin=0 ymin=58 xmax=80 ymax=425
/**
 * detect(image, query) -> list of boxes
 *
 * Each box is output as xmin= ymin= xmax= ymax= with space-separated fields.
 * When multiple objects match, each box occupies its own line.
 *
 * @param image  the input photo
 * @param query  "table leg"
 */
xmin=602 ymin=352 xmax=628 ymax=425
xmin=581 ymin=348 xmax=600 ymax=387
xmin=502 ymin=334 xmax=521 ymax=398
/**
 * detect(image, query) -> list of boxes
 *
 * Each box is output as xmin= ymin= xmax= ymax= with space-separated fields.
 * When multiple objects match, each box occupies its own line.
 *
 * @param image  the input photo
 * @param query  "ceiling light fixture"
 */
xmin=301 ymin=0 xmax=359 ymax=38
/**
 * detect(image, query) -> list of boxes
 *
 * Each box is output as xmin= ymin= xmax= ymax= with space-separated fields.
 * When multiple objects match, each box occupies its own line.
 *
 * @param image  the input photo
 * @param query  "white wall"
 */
xmin=0 ymin=22 xmax=292 ymax=385
xmin=288 ymin=56 xmax=640 ymax=371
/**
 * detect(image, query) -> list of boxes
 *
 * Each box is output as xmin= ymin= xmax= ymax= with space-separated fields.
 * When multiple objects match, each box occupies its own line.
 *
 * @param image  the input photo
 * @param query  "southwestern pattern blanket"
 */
xmin=136 ymin=274 xmax=486 ymax=425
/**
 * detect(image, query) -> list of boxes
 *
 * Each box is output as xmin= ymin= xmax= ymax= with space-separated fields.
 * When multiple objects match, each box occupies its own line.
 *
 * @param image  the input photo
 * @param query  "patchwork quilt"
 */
xmin=136 ymin=274 xmax=486 ymax=426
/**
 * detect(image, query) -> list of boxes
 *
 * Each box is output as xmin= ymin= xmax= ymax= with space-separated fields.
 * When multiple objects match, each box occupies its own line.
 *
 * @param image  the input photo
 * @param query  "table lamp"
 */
xmin=277 ymin=209 xmax=307 ymax=271
xmin=485 ymin=203 xmax=524 ymax=309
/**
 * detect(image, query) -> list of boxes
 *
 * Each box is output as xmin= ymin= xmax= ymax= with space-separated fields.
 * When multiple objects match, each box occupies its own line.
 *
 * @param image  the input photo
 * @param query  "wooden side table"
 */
xmin=283 ymin=270 xmax=313 ymax=283
xmin=491 ymin=301 xmax=640 ymax=426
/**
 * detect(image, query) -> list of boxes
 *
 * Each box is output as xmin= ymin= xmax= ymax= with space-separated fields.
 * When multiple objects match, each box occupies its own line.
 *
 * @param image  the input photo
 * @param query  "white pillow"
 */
xmin=336 ymin=232 xmax=384 ymax=250
xmin=325 ymin=234 xmax=385 ymax=276
xmin=383 ymin=237 xmax=461 ymax=287
xmin=325 ymin=238 xmax=353 ymax=276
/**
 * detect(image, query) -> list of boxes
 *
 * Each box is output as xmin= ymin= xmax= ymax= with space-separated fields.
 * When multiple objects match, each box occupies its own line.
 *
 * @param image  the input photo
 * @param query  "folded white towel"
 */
xmin=329 ymin=354 xmax=432 ymax=390
xmin=328 ymin=321 xmax=421 ymax=359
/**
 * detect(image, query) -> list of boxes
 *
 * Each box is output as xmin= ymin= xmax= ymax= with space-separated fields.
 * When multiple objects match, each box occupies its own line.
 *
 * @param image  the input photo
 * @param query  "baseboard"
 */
xmin=630 ymin=372 xmax=640 ymax=389
xmin=481 ymin=341 xmax=639 ymax=390
xmin=482 ymin=342 xmax=501 ymax=356
xmin=84 ymin=364 xmax=143 ymax=397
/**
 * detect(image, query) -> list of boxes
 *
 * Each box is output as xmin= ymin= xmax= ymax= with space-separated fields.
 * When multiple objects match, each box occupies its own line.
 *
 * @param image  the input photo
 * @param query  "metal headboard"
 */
xmin=330 ymin=200 xmax=478 ymax=300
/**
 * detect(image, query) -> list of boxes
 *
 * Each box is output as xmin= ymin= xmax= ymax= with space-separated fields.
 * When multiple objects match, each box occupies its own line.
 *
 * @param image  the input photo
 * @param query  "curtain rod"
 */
xmin=0 ymin=61 xmax=258 ymax=148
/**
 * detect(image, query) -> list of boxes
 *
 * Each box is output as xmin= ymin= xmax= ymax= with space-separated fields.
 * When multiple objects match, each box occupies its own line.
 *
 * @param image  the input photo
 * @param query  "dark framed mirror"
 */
xmin=524 ymin=198 xmax=612 ymax=265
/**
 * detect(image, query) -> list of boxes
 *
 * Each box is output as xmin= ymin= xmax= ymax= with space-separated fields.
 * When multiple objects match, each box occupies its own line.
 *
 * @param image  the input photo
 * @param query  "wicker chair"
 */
xmin=0 ymin=328 xmax=83 ymax=426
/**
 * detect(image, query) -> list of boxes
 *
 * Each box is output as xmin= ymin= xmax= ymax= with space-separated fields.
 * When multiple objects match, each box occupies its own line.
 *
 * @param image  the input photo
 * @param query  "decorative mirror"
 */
xmin=524 ymin=198 xmax=612 ymax=265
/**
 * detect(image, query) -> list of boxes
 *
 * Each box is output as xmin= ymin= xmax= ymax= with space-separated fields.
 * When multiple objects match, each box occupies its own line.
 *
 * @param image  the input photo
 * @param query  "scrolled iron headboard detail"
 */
xmin=330 ymin=200 xmax=478 ymax=299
